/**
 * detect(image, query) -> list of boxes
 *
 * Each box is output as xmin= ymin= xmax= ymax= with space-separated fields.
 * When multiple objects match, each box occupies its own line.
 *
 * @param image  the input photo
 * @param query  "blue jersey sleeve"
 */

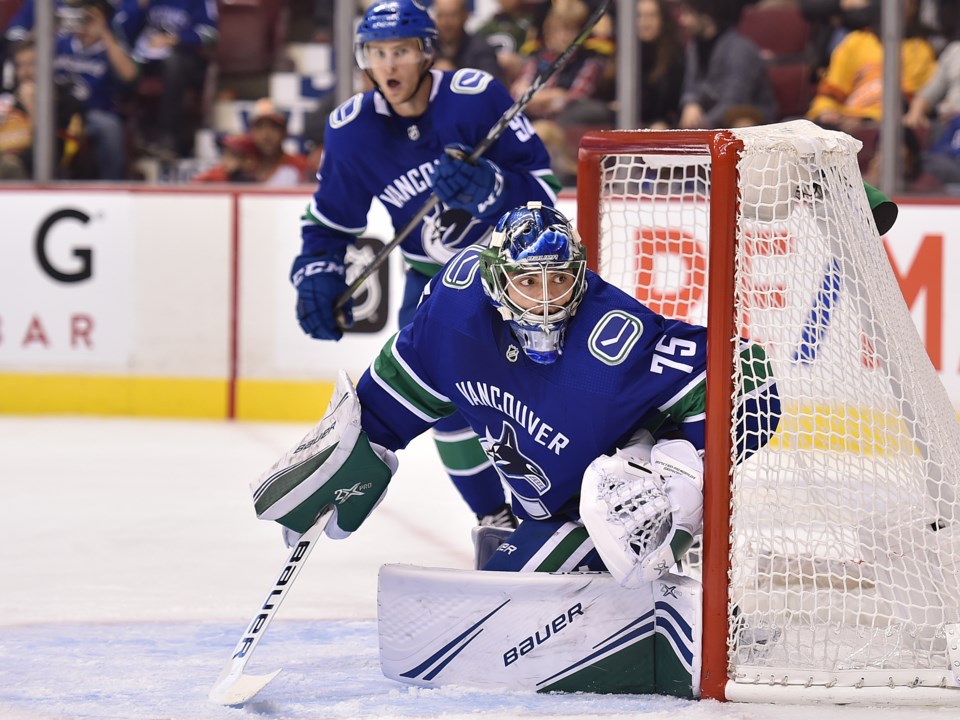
xmin=356 ymin=277 xmax=454 ymax=451
xmin=300 ymin=94 xmax=373 ymax=257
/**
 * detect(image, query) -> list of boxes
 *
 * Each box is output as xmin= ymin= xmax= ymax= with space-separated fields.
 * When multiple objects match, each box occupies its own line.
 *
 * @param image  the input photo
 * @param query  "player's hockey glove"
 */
xmin=291 ymin=250 xmax=352 ymax=341
xmin=434 ymin=143 xmax=506 ymax=220
xmin=580 ymin=437 xmax=703 ymax=588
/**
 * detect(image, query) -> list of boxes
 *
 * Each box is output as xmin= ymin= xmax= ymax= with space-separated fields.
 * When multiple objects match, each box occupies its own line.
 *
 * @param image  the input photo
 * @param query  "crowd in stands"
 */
xmin=1 ymin=0 xmax=959 ymax=192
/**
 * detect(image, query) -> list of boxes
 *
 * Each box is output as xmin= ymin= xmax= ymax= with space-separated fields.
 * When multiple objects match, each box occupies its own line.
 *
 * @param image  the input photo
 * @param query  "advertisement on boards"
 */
xmin=0 ymin=193 xmax=135 ymax=368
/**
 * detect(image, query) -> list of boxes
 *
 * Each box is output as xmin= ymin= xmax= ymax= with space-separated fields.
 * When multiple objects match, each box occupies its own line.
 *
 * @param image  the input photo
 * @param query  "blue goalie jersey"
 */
xmin=302 ymin=69 xmax=560 ymax=277
xmin=357 ymin=247 xmax=781 ymax=521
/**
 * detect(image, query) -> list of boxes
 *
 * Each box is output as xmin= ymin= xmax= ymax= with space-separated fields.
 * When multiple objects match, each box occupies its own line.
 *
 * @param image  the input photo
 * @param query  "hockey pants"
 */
xmin=481 ymin=517 xmax=606 ymax=573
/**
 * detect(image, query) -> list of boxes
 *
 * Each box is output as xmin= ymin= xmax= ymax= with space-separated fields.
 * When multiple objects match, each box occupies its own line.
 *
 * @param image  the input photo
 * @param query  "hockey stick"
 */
xmin=334 ymin=0 xmax=612 ymax=322
xmin=208 ymin=506 xmax=334 ymax=706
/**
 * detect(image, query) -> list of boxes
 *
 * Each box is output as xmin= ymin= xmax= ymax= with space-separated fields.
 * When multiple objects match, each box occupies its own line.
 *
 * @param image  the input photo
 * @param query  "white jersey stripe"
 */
xmin=304 ymin=199 xmax=366 ymax=235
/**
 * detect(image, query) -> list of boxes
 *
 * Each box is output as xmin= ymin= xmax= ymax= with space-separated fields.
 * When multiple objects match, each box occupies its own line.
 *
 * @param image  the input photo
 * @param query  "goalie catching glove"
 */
xmin=251 ymin=370 xmax=398 ymax=546
xmin=580 ymin=433 xmax=703 ymax=588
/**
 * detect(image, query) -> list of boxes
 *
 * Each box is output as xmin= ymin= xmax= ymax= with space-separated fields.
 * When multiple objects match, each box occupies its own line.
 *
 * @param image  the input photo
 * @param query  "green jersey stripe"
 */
xmin=536 ymin=525 xmax=592 ymax=572
xmin=434 ymin=434 xmax=493 ymax=472
xmin=370 ymin=336 xmax=456 ymax=421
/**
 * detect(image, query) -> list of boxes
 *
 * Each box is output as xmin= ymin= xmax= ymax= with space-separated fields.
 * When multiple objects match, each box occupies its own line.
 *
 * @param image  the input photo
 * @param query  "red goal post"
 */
xmin=576 ymin=123 xmax=960 ymax=705
xmin=578 ymin=129 xmax=740 ymax=702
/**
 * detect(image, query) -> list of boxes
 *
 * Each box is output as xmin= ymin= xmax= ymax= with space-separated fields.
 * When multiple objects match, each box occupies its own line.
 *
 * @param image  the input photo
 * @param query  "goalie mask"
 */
xmin=480 ymin=203 xmax=587 ymax=365
xmin=354 ymin=0 xmax=437 ymax=70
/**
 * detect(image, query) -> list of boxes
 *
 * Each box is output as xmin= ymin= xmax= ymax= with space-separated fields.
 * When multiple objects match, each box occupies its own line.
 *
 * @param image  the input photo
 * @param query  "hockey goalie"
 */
xmin=251 ymin=203 xmax=781 ymax=697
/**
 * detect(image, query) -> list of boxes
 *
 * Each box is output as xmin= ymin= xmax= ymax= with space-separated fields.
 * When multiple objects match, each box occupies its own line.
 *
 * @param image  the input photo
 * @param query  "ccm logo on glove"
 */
xmin=292 ymin=259 xmax=345 ymax=287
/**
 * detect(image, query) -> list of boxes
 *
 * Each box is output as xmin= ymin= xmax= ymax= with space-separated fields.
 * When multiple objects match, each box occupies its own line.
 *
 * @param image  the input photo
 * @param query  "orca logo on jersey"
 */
xmin=422 ymin=206 xmax=482 ymax=264
xmin=481 ymin=422 xmax=551 ymax=495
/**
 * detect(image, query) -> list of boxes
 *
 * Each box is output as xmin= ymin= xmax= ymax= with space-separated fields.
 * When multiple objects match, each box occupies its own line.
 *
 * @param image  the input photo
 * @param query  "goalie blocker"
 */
xmin=379 ymin=564 xmax=702 ymax=697
xmin=251 ymin=370 xmax=398 ymax=543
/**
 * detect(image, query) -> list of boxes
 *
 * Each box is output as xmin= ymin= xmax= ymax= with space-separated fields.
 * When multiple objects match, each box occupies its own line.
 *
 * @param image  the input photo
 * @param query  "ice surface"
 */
xmin=1 ymin=417 xmax=957 ymax=719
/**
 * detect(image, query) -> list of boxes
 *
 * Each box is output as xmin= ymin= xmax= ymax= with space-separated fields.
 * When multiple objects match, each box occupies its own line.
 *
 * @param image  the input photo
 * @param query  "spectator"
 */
xmin=511 ymin=0 xmax=606 ymax=122
xmin=191 ymin=132 xmax=259 ymax=182
xmin=905 ymin=39 xmax=960 ymax=189
xmin=634 ymin=0 xmax=686 ymax=129
xmin=477 ymin=0 xmax=536 ymax=84
xmin=915 ymin=114 xmax=960 ymax=188
xmin=0 ymin=41 xmax=35 ymax=179
xmin=3 ymin=0 xmax=69 ymax=89
xmin=904 ymin=39 xmax=960 ymax=132
xmin=433 ymin=0 xmax=502 ymax=80
xmin=4 ymin=0 xmax=69 ymax=44
xmin=800 ymin=0 xmax=880 ymax=84
xmin=0 ymin=37 xmax=87 ymax=179
xmin=114 ymin=0 xmax=219 ymax=159
xmin=247 ymin=98 xmax=309 ymax=186
xmin=677 ymin=0 xmax=777 ymax=129
xmin=54 ymin=0 xmax=138 ymax=180
xmin=806 ymin=0 xmax=936 ymax=137
xmin=509 ymin=0 xmax=609 ymax=184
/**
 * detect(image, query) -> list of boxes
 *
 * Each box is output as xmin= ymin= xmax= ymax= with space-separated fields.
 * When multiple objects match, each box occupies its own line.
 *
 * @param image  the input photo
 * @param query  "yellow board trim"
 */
xmin=0 ymin=374 xmax=335 ymax=421
xmin=0 ymin=373 xmax=229 ymax=418
xmin=235 ymin=379 xmax=335 ymax=421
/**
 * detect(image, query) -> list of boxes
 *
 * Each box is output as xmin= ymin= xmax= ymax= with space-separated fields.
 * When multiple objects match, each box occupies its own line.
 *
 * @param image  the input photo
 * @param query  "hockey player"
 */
xmin=258 ymin=203 xmax=781 ymax=588
xmin=290 ymin=0 xmax=562 ymax=531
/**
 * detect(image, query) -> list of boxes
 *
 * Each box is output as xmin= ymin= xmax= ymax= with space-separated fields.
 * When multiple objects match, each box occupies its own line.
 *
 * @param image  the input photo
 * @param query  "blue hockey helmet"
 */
xmin=480 ymin=203 xmax=588 ymax=365
xmin=355 ymin=0 xmax=438 ymax=69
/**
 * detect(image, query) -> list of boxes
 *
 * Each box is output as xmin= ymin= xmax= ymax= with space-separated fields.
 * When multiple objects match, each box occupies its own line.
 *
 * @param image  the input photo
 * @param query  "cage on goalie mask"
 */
xmin=479 ymin=203 xmax=587 ymax=365
xmin=354 ymin=0 xmax=438 ymax=69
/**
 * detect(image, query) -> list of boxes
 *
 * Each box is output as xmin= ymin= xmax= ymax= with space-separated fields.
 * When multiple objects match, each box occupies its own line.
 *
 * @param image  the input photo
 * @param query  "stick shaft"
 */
xmin=209 ymin=508 xmax=333 ymax=700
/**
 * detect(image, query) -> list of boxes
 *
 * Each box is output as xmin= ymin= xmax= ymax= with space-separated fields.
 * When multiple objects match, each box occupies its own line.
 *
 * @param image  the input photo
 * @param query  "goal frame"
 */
xmin=577 ymin=129 xmax=741 ymax=701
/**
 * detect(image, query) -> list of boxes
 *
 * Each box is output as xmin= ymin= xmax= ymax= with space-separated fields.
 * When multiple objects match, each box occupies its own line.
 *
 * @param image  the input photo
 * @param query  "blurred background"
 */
xmin=2 ymin=0 xmax=957 ymax=192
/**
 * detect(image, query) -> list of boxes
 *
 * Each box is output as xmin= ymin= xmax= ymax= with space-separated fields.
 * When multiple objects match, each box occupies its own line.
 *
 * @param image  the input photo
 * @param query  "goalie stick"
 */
xmin=208 ymin=507 xmax=334 ymax=706
xmin=333 ymin=0 xmax=612 ymax=324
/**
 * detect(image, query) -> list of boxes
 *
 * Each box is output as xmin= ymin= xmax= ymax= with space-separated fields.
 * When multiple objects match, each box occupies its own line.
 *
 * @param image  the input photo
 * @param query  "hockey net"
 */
xmin=577 ymin=120 xmax=960 ymax=705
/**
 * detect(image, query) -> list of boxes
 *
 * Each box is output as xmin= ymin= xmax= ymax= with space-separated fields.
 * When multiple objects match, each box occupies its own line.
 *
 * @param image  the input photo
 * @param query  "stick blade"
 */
xmin=208 ymin=668 xmax=282 ymax=705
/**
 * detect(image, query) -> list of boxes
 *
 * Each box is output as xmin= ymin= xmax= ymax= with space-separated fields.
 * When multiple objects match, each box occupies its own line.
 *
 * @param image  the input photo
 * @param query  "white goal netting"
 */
xmin=584 ymin=120 xmax=960 ymax=704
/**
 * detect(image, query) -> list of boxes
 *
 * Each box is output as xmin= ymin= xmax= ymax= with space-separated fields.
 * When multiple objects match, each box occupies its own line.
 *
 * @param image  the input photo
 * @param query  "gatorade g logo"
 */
xmin=36 ymin=208 xmax=93 ymax=282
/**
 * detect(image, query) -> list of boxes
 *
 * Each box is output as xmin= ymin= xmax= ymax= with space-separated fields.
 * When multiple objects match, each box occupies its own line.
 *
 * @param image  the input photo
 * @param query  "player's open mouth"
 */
xmin=386 ymin=79 xmax=401 ymax=90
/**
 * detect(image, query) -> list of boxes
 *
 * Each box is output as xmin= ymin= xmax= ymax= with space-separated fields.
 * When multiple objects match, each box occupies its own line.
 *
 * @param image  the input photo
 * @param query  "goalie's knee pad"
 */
xmin=472 ymin=525 xmax=515 ymax=570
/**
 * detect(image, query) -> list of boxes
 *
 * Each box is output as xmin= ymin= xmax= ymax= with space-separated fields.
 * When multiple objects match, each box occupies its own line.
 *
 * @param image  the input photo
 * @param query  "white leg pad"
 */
xmin=378 ymin=564 xmax=702 ymax=696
